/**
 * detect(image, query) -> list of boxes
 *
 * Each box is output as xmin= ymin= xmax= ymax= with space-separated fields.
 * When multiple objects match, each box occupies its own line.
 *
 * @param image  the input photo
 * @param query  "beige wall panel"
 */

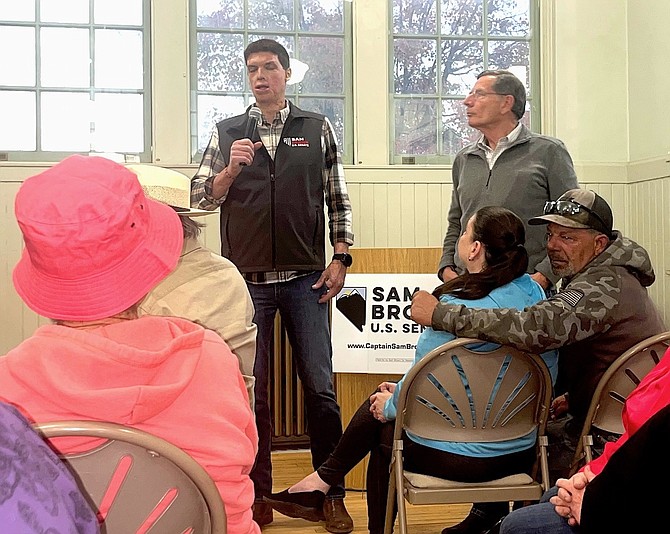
xmin=372 ymin=183 xmax=389 ymax=247
xmin=412 ymin=184 xmax=429 ymax=247
xmin=426 ymin=183 xmax=446 ymax=247
xmin=553 ymin=0 xmax=629 ymax=163
xmin=627 ymin=0 xmax=670 ymax=161
xmin=398 ymin=183 xmax=416 ymax=247
xmin=356 ymin=184 xmax=376 ymax=248
xmin=385 ymin=183 xmax=403 ymax=247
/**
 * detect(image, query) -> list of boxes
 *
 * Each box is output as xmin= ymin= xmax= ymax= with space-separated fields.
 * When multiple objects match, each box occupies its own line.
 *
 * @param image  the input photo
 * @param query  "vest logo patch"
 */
xmin=284 ymin=137 xmax=310 ymax=148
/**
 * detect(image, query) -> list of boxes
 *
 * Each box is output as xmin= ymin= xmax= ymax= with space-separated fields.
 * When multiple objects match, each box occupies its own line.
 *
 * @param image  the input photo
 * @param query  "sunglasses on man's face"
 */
xmin=543 ymin=200 xmax=610 ymax=235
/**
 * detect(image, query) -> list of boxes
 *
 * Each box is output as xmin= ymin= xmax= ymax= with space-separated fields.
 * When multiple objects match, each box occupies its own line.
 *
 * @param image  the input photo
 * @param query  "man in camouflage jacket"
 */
xmin=412 ymin=189 xmax=666 ymax=482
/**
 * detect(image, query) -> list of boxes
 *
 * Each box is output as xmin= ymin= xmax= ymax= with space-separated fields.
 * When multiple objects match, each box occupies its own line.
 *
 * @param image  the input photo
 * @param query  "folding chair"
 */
xmin=384 ymin=338 xmax=553 ymax=534
xmin=34 ymin=420 xmax=227 ymax=534
xmin=569 ymin=331 xmax=670 ymax=474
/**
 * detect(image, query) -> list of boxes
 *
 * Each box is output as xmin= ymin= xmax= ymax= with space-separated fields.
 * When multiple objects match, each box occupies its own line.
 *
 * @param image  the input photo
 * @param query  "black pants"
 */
xmin=316 ymin=394 xmax=536 ymax=534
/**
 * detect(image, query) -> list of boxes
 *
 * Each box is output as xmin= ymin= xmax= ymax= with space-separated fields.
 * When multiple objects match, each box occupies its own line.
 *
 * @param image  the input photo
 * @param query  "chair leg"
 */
xmin=394 ymin=448 xmax=408 ymax=534
xmin=384 ymin=456 xmax=397 ymax=534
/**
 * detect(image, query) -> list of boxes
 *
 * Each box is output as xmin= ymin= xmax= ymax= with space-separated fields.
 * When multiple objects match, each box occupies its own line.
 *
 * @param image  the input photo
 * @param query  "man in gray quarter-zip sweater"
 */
xmin=438 ymin=69 xmax=579 ymax=293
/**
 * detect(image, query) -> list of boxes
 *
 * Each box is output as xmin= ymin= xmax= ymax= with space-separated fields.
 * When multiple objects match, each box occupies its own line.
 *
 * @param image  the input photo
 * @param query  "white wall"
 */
xmin=627 ymin=0 xmax=670 ymax=162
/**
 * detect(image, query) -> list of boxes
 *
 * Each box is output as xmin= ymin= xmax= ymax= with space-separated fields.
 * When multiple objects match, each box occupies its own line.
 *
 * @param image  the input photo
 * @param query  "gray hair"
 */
xmin=181 ymin=216 xmax=203 ymax=239
xmin=477 ymin=70 xmax=526 ymax=120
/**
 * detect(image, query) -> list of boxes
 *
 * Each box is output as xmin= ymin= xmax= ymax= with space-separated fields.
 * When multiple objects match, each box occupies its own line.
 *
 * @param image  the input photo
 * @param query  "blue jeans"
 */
xmin=247 ymin=272 xmax=344 ymax=499
xmin=499 ymin=487 xmax=577 ymax=534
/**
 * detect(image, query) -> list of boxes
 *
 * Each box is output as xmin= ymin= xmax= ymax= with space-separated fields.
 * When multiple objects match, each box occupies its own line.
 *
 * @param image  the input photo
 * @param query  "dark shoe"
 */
xmin=264 ymin=489 xmax=326 ymax=522
xmin=253 ymin=500 xmax=273 ymax=527
xmin=441 ymin=510 xmax=503 ymax=534
xmin=323 ymin=496 xmax=354 ymax=534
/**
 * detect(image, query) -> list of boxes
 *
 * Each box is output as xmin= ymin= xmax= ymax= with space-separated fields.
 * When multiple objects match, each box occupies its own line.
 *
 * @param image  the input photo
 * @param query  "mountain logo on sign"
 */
xmin=336 ymin=288 xmax=366 ymax=332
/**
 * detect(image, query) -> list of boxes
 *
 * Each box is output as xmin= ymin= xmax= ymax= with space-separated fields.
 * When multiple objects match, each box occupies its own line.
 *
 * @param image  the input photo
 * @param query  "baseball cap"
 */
xmin=529 ymin=189 xmax=613 ymax=237
xmin=12 ymin=155 xmax=183 ymax=321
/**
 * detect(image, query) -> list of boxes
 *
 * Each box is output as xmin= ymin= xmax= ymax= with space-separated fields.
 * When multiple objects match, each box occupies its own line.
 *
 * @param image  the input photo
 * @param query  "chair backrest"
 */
xmin=587 ymin=332 xmax=670 ymax=436
xmin=572 ymin=331 xmax=670 ymax=469
xmin=396 ymin=338 xmax=552 ymax=446
xmin=384 ymin=338 xmax=553 ymax=534
xmin=33 ymin=420 xmax=227 ymax=534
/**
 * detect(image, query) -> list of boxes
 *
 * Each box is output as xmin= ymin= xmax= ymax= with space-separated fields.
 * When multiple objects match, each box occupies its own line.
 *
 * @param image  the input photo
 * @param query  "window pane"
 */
xmin=441 ymin=39 xmax=483 ymax=95
xmin=299 ymin=96 xmax=344 ymax=147
xmin=488 ymin=40 xmax=530 ymax=93
xmin=95 ymin=29 xmax=143 ymax=89
xmin=298 ymin=36 xmax=342 ymax=93
xmin=196 ymin=0 xmax=243 ymax=29
xmin=0 ymin=3 xmax=35 ymax=22
xmin=93 ymin=93 xmax=144 ymax=152
xmin=487 ymin=0 xmax=529 ymax=37
xmin=441 ymin=98 xmax=474 ymax=154
xmin=299 ymin=0 xmax=343 ymax=32
xmin=0 ymin=27 xmax=35 ymax=86
xmin=248 ymin=0 xmax=293 ymax=31
xmin=441 ymin=0 xmax=483 ymax=36
xmin=391 ymin=0 xmax=535 ymax=162
xmin=41 ymin=92 xmax=92 ymax=151
xmin=394 ymin=98 xmax=437 ymax=155
xmin=192 ymin=0 xmax=351 ymax=163
xmin=393 ymin=0 xmax=436 ymax=35
xmin=41 ymin=28 xmax=90 ymax=88
xmin=40 ymin=0 xmax=89 ymax=23
xmin=197 ymin=33 xmax=245 ymax=91
xmin=0 ymin=91 xmax=36 ymax=150
xmin=394 ymin=38 xmax=437 ymax=95
xmin=94 ymin=0 xmax=143 ymax=25
xmin=196 ymin=95 xmax=246 ymax=152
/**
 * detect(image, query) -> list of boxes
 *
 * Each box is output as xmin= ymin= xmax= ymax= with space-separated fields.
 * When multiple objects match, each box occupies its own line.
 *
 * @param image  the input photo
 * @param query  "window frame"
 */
xmin=188 ymin=0 xmax=354 ymax=164
xmin=0 ymin=1 xmax=152 ymax=163
xmin=389 ymin=0 xmax=540 ymax=165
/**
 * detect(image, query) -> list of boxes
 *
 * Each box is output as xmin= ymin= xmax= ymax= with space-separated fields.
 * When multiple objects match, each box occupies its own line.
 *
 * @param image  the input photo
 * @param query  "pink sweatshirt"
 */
xmin=0 ymin=315 xmax=259 ymax=534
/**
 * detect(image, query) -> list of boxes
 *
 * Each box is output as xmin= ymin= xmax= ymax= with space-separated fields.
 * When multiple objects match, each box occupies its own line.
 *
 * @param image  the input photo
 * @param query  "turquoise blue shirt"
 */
xmin=383 ymin=273 xmax=558 ymax=457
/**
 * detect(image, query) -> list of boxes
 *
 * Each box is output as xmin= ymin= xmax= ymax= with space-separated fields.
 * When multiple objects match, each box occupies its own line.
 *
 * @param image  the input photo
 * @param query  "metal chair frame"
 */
xmin=384 ymin=338 xmax=553 ymax=534
xmin=569 ymin=331 xmax=670 ymax=475
xmin=34 ymin=420 xmax=227 ymax=534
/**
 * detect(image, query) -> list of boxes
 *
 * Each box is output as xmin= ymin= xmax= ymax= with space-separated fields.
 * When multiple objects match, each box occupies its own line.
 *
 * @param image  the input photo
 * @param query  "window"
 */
xmin=391 ymin=0 xmax=538 ymax=164
xmin=191 ymin=0 xmax=353 ymax=163
xmin=0 ymin=0 xmax=151 ymax=162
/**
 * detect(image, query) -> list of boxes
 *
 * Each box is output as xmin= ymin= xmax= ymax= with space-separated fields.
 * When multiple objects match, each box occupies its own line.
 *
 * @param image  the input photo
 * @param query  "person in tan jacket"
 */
xmin=129 ymin=164 xmax=257 ymax=405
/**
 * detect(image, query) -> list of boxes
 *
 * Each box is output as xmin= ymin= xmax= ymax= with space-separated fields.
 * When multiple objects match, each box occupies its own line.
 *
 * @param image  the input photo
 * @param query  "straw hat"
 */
xmin=13 ymin=155 xmax=183 ymax=321
xmin=126 ymin=164 xmax=213 ymax=217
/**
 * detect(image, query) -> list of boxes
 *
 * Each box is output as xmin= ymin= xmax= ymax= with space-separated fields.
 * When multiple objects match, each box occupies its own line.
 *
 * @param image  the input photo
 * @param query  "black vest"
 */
xmin=217 ymin=103 xmax=326 ymax=273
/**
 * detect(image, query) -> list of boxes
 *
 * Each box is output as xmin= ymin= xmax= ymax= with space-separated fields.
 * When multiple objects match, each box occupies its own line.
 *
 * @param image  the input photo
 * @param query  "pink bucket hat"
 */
xmin=12 ymin=155 xmax=183 ymax=321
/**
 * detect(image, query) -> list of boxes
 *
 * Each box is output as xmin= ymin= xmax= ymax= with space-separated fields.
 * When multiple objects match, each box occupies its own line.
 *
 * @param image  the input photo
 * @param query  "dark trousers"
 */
xmin=248 ymin=272 xmax=344 ymax=499
xmin=316 ymin=394 xmax=536 ymax=534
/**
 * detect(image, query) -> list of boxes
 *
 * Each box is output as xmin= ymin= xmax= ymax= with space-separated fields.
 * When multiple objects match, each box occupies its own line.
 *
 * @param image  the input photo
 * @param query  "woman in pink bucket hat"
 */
xmin=0 ymin=155 xmax=260 ymax=534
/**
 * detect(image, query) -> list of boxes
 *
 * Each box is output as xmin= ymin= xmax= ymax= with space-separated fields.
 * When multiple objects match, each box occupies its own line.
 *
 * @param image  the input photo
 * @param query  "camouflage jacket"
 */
xmin=431 ymin=231 xmax=666 ymax=426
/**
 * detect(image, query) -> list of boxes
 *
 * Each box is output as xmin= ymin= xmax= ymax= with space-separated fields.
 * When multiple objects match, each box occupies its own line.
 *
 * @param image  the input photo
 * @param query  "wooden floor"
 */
xmin=263 ymin=450 xmax=472 ymax=534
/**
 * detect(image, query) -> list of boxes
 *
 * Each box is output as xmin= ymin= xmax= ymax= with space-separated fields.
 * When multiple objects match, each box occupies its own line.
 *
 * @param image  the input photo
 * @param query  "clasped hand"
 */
xmin=369 ymin=382 xmax=396 ymax=423
xmin=550 ymin=466 xmax=596 ymax=526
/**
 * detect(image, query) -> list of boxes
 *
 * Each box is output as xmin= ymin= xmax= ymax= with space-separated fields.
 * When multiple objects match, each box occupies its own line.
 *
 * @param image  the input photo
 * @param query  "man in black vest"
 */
xmin=191 ymin=38 xmax=354 ymax=533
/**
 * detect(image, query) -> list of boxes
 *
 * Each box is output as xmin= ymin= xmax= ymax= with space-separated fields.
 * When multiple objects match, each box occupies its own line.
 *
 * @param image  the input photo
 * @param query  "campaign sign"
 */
xmin=331 ymin=273 xmax=439 ymax=373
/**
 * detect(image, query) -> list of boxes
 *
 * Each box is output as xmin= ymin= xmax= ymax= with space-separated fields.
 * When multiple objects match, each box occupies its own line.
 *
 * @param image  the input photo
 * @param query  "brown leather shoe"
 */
xmin=253 ymin=500 xmax=273 ymax=528
xmin=323 ymin=496 xmax=354 ymax=534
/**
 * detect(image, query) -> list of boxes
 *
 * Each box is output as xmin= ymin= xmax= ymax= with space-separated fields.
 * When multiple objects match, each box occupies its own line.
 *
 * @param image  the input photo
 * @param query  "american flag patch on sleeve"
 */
xmin=554 ymin=289 xmax=584 ymax=307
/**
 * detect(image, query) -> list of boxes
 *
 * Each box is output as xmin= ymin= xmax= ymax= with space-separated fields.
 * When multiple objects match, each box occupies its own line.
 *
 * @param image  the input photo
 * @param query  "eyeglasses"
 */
xmin=466 ymin=89 xmax=510 ymax=100
xmin=543 ymin=200 xmax=610 ymax=235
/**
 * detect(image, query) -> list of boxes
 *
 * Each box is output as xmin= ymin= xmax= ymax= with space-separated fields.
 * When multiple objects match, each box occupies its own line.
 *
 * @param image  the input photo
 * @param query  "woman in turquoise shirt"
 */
xmin=266 ymin=206 xmax=558 ymax=534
